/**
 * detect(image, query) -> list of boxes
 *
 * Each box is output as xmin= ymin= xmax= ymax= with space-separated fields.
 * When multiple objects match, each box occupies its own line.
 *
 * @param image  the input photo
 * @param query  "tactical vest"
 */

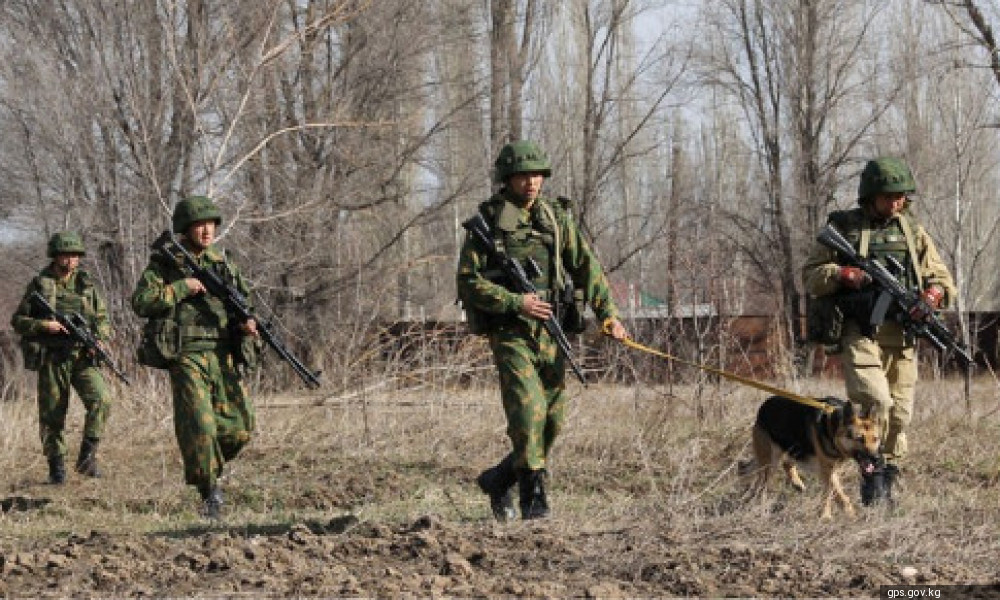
xmin=482 ymin=194 xmax=561 ymax=295
xmin=828 ymin=209 xmax=922 ymax=291
xmin=33 ymin=270 xmax=100 ymax=345
xmin=464 ymin=194 xmax=572 ymax=335
xmin=138 ymin=249 xmax=239 ymax=369
xmin=162 ymin=251 xmax=238 ymax=335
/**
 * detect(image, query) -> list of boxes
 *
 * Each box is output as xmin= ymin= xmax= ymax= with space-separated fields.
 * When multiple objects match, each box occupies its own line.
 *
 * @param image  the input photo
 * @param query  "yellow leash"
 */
xmin=602 ymin=323 xmax=834 ymax=414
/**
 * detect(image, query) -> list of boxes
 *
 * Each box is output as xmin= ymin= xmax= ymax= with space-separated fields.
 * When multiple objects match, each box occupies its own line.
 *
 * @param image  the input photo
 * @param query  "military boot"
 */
xmin=48 ymin=455 xmax=66 ymax=485
xmin=518 ymin=469 xmax=550 ymax=520
xmin=476 ymin=455 xmax=518 ymax=522
xmin=75 ymin=437 xmax=102 ymax=478
xmin=199 ymin=485 xmax=224 ymax=520
xmin=860 ymin=455 xmax=887 ymax=506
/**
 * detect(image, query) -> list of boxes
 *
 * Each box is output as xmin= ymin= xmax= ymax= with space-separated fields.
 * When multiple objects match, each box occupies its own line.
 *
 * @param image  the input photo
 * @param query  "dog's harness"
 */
xmin=815 ymin=397 xmax=849 ymax=459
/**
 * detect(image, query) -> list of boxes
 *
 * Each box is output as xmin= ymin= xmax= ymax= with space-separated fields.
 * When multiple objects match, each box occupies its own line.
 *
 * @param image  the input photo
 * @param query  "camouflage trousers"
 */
xmin=840 ymin=323 xmax=917 ymax=463
xmin=489 ymin=325 xmax=568 ymax=471
xmin=37 ymin=349 xmax=111 ymax=458
xmin=168 ymin=348 xmax=255 ymax=492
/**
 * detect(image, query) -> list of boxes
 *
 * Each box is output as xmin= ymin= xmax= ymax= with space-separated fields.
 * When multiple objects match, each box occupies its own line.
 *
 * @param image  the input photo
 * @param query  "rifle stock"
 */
xmin=462 ymin=213 xmax=587 ymax=385
xmin=816 ymin=224 xmax=973 ymax=366
xmin=152 ymin=231 xmax=322 ymax=389
xmin=29 ymin=292 xmax=131 ymax=385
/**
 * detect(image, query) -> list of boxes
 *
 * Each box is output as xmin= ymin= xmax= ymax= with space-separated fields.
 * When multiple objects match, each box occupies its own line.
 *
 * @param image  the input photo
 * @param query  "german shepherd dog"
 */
xmin=743 ymin=395 xmax=881 ymax=519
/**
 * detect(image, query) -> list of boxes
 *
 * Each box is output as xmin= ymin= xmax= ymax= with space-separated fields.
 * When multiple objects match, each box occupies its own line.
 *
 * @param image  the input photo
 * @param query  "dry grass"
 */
xmin=2 ymin=367 xmax=1000 ymax=593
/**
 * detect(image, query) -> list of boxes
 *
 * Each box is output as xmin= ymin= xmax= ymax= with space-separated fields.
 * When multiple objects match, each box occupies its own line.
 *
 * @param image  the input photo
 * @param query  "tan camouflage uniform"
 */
xmin=803 ymin=207 xmax=955 ymax=463
xmin=11 ymin=267 xmax=112 ymax=460
xmin=131 ymin=245 xmax=255 ymax=496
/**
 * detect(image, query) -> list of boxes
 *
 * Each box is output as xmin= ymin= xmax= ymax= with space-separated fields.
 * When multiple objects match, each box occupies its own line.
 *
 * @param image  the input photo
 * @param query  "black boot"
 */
xmin=861 ymin=456 xmax=887 ymax=506
xmin=75 ymin=437 xmax=101 ymax=478
xmin=48 ymin=455 xmax=66 ymax=485
xmin=518 ymin=469 xmax=550 ymax=520
xmin=199 ymin=485 xmax=224 ymax=520
xmin=476 ymin=455 xmax=518 ymax=522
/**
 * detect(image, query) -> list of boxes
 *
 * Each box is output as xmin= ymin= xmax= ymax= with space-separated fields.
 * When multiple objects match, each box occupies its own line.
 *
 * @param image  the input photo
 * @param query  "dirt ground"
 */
xmin=2 ymin=380 xmax=1000 ymax=598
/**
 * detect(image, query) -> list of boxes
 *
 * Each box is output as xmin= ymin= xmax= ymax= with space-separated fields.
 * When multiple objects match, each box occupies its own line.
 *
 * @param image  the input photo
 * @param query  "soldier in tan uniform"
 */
xmin=457 ymin=140 xmax=628 ymax=520
xmin=803 ymin=157 xmax=956 ymax=504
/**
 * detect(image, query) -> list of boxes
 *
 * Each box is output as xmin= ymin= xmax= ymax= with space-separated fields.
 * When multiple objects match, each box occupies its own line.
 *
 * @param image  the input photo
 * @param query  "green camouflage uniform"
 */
xmin=457 ymin=191 xmax=619 ymax=470
xmin=803 ymin=207 xmax=956 ymax=462
xmin=131 ymin=245 xmax=255 ymax=494
xmin=11 ymin=267 xmax=112 ymax=459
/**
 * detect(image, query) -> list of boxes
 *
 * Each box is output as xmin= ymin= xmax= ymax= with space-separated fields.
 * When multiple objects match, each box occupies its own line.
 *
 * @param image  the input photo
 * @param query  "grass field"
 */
xmin=2 ymin=368 xmax=999 ymax=597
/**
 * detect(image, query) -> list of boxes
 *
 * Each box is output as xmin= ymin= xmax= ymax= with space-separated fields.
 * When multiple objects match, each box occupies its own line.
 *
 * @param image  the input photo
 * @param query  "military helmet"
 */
xmin=47 ymin=232 xmax=86 ymax=257
xmin=494 ymin=140 xmax=552 ymax=183
xmin=172 ymin=195 xmax=222 ymax=233
xmin=858 ymin=157 xmax=916 ymax=202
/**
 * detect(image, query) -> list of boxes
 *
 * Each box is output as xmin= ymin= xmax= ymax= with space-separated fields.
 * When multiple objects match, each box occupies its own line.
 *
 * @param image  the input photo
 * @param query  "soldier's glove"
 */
xmin=838 ymin=266 xmax=871 ymax=290
xmin=908 ymin=285 xmax=943 ymax=321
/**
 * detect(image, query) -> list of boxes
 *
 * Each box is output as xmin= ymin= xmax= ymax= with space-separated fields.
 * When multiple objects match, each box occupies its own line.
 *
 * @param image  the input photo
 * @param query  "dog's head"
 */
xmin=829 ymin=400 xmax=882 ymax=473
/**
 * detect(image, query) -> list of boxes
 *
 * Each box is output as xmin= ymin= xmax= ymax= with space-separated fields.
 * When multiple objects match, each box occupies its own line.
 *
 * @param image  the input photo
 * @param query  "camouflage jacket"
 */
xmin=11 ymin=266 xmax=111 ymax=344
xmin=131 ymin=244 xmax=253 ymax=351
xmin=456 ymin=191 xmax=619 ymax=332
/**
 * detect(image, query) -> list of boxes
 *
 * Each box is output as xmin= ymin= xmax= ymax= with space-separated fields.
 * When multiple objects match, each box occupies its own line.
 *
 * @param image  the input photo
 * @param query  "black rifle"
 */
xmin=29 ymin=291 xmax=131 ymax=385
xmin=816 ymin=224 xmax=973 ymax=365
xmin=151 ymin=231 xmax=322 ymax=389
xmin=461 ymin=213 xmax=587 ymax=385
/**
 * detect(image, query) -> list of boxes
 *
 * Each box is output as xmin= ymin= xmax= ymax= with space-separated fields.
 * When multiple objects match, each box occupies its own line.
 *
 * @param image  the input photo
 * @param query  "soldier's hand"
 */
xmin=602 ymin=318 xmax=628 ymax=341
xmin=909 ymin=285 xmax=943 ymax=321
xmin=838 ymin=266 xmax=871 ymax=290
xmin=520 ymin=293 xmax=553 ymax=320
xmin=43 ymin=320 xmax=68 ymax=335
xmin=184 ymin=278 xmax=207 ymax=295
xmin=239 ymin=318 xmax=259 ymax=337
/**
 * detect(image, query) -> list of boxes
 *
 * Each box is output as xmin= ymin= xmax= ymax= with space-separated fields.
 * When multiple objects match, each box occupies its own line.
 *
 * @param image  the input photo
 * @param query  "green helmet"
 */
xmin=172 ymin=195 xmax=222 ymax=233
xmin=858 ymin=157 xmax=916 ymax=202
xmin=494 ymin=140 xmax=552 ymax=183
xmin=47 ymin=232 xmax=86 ymax=257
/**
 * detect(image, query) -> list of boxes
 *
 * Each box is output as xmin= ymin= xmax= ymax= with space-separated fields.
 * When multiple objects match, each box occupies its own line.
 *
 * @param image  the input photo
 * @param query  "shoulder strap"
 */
xmin=536 ymin=199 xmax=564 ymax=290
xmin=896 ymin=213 xmax=924 ymax=290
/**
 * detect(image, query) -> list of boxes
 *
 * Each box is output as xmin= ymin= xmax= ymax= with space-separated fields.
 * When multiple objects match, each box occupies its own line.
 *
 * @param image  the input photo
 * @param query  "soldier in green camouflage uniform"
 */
xmin=803 ymin=157 xmax=956 ymax=505
xmin=11 ymin=232 xmax=113 ymax=484
xmin=457 ymin=141 xmax=628 ymax=520
xmin=131 ymin=196 xmax=258 ymax=519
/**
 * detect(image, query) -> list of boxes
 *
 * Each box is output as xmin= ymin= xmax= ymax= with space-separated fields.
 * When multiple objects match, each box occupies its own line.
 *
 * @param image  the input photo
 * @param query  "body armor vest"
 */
xmin=483 ymin=194 xmax=560 ymax=295
xmin=32 ymin=271 xmax=99 ymax=347
xmin=866 ymin=220 xmax=917 ymax=291
xmin=830 ymin=209 xmax=919 ymax=292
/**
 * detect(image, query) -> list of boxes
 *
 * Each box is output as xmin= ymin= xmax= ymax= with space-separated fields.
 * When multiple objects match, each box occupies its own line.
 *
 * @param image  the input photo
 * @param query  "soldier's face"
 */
xmin=52 ymin=253 xmax=80 ymax=277
xmin=873 ymin=192 xmax=906 ymax=218
xmin=186 ymin=219 xmax=217 ymax=250
xmin=507 ymin=172 xmax=545 ymax=203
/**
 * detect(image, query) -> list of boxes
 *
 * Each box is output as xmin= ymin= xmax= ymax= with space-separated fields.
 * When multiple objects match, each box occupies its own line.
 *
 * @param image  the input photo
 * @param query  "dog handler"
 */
xmin=457 ymin=140 xmax=628 ymax=520
xmin=802 ymin=157 xmax=956 ymax=504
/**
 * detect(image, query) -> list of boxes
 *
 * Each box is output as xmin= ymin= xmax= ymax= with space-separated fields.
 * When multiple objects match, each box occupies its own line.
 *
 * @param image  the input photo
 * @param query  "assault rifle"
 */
xmin=151 ymin=231 xmax=322 ymax=389
xmin=29 ymin=291 xmax=131 ymax=385
xmin=817 ymin=224 xmax=973 ymax=366
xmin=461 ymin=213 xmax=587 ymax=385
